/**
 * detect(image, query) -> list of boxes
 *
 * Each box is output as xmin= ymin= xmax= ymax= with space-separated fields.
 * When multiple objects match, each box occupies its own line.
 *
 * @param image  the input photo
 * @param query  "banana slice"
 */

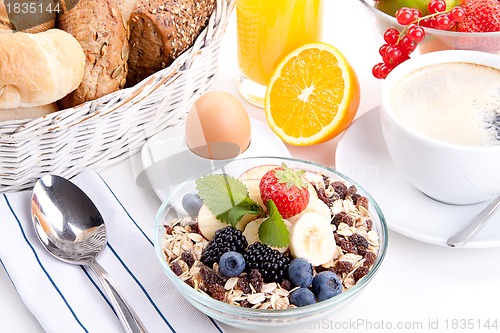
xmin=197 ymin=204 xmax=254 ymax=240
xmin=289 ymin=212 xmax=336 ymax=266
xmin=288 ymin=197 xmax=331 ymax=225
xmin=243 ymin=218 xmax=292 ymax=253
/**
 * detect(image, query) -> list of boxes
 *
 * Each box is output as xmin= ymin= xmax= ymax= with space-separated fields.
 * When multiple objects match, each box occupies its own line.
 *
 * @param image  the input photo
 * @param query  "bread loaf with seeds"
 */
xmin=58 ymin=0 xmax=129 ymax=109
xmin=126 ymin=0 xmax=216 ymax=86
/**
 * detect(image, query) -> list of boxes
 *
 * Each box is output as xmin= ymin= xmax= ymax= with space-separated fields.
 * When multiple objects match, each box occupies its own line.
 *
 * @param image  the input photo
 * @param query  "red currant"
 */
xmin=428 ymin=0 xmax=446 ymax=14
xmin=435 ymin=13 xmax=452 ymax=30
xmin=398 ymin=36 xmax=418 ymax=53
xmin=420 ymin=17 xmax=436 ymax=28
xmin=396 ymin=7 xmax=416 ymax=25
xmin=384 ymin=45 xmax=404 ymax=64
xmin=410 ymin=8 xmax=422 ymax=20
xmin=383 ymin=28 xmax=400 ymax=45
xmin=450 ymin=7 xmax=465 ymax=22
xmin=379 ymin=43 xmax=390 ymax=57
xmin=407 ymin=24 xmax=425 ymax=43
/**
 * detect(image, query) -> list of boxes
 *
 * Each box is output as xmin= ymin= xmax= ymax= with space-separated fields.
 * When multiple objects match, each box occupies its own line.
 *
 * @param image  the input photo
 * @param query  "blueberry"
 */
xmin=182 ymin=193 xmax=203 ymax=217
xmin=219 ymin=251 xmax=246 ymax=277
xmin=288 ymin=258 xmax=314 ymax=288
xmin=290 ymin=288 xmax=316 ymax=307
xmin=311 ymin=271 xmax=342 ymax=301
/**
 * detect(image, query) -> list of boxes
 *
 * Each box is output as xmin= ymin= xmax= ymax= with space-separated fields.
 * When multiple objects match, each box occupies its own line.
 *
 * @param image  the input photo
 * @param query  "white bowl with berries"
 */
xmin=359 ymin=0 xmax=500 ymax=78
xmin=153 ymin=157 xmax=388 ymax=330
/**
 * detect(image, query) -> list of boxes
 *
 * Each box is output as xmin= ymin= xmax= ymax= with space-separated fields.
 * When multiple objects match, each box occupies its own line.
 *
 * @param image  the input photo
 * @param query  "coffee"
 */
xmin=391 ymin=62 xmax=500 ymax=147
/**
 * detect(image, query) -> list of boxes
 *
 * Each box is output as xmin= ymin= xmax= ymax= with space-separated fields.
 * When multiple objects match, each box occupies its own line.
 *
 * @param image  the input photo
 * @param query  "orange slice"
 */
xmin=264 ymin=43 xmax=360 ymax=146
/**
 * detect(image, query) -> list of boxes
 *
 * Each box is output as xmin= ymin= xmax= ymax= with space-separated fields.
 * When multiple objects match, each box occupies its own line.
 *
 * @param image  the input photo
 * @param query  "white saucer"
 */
xmin=335 ymin=107 xmax=500 ymax=248
xmin=140 ymin=118 xmax=291 ymax=202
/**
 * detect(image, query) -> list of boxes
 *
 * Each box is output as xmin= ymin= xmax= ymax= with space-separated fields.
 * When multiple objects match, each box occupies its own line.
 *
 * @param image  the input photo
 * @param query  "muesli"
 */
xmin=161 ymin=164 xmax=379 ymax=309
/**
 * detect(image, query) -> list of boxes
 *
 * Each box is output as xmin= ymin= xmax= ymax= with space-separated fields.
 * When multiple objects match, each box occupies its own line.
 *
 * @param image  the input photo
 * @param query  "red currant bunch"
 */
xmin=372 ymin=0 xmax=466 ymax=79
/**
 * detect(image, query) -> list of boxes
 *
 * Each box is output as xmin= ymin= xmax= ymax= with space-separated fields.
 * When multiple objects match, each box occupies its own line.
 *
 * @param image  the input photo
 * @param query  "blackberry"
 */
xmin=244 ymin=242 xmax=290 ymax=283
xmin=201 ymin=226 xmax=247 ymax=268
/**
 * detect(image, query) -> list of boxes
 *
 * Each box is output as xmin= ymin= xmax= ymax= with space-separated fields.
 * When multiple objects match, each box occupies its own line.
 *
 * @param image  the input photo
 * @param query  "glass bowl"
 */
xmin=153 ymin=156 xmax=388 ymax=331
xmin=358 ymin=0 xmax=500 ymax=55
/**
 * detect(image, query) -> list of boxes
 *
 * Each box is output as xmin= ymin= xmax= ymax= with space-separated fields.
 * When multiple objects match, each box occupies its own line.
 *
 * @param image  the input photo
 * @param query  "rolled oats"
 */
xmin=161 ymin=170 xmax=380 ymax=309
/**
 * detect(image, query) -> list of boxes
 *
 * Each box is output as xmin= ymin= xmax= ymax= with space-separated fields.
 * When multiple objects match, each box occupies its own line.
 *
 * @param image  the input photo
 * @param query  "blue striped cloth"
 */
xmin=0 ymin=170 xmax=224 ymax=333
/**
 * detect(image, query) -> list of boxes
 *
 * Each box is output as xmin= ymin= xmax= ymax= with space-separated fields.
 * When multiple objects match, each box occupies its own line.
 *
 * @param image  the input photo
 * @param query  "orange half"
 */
xmin=264 ymin=43 xmax=360 ymax=146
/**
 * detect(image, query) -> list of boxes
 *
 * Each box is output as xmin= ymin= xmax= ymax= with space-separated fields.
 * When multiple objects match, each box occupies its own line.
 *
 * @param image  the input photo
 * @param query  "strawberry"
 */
xmin=457 ymin=0 xmax=500 ymax=32
xmin=259 ymin=163 xmax=310 ymax=218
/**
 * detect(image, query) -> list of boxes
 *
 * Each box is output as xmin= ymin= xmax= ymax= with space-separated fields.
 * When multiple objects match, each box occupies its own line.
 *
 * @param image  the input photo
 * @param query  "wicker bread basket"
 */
xmin=0 ymin=0 xmax=235 ymax=193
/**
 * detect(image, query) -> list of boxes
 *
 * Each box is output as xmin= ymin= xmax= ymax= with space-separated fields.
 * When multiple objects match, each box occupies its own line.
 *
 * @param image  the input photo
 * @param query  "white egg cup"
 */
xmin=380 ymin=50 xmax=500 ymax=205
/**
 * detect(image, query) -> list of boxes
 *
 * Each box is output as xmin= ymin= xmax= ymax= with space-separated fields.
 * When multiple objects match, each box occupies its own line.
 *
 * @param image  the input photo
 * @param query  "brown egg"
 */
xmin=185 ymin=91 xmax=251 ymax=160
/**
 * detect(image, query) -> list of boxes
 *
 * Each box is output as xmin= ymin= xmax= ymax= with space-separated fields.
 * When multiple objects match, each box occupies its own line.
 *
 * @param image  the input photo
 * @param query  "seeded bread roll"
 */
xmin=58 ymin=0 xmax=129 ymax=109
xmin=0 ymin=0 xmax=56 ymax=32
xmin=127 ymin=0 xmax=216 ymax=86
xmin=0 ymin=29 xmax=84 ymax=109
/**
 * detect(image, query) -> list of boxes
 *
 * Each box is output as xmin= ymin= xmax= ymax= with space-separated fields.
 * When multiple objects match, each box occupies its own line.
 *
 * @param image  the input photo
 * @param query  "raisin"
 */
xmin=345 ymin=185 xmax=358 ymax=198
xmin=207 ymin=284 xmax=225 ymax=302
xmin=317 ymin=188 xmax=333 ymax=207
xmin=340 ymin=240 xmax=358 ymax=254
xmin=331 ymin=181 xmax=348 ymax=199
xmin=364 ymin=251 xmax=377 ymax=267
xmin=181 ymin=251 xmax=195 ymax=267
xmin=350 ymin=233 xmax=369 ymax=249
xmin=200 ymin=265 xmax=223 ymax=285
xmin=170 ymin=261 xmax=183 ymax=276
xmin=185 ymin=223 xmax=198 ymax=233
xmin=240 ymin=299 xmax=252 ymax=308
xmin=353 ymin=266 xmax=369 ymax=282
xmin=237 ymin=276 xmax=252 ymax=294
xmin=365 ymin=219 xmax=373 ymax=231
xmin=315 ymin=265 xmax=329 ymax=273
xmin=334 ymin=233 xmax=346 ymax=244
xmin=249 ymin=269 xmax=263 ymax=293
xmin=334 ymin=261 xmax=353 ymax=275
xmin=164 ymin=225 xmax=173 ymax=235
xmin=332 ymin=211 xmax=352 ymax=227
xmin=280 ymin=279 xmax=292 ymax=291
xmin=357 ymin=246 xmax=367 ymax=256
xmin=356 ymin=196 xmax=369 ymax=210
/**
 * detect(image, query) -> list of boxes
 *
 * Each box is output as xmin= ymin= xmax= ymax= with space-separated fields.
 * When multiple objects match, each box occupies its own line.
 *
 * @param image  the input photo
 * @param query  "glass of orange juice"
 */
xmin=236 ymin=0 xmax=324 ymax=107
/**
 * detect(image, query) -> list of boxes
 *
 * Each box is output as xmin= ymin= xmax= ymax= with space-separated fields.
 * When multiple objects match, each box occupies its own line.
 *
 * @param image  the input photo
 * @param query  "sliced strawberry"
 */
xmin=259 ymin=164 xmax=310 ymax=219
xmin=457 ymin=0 xmax=500 ymax=32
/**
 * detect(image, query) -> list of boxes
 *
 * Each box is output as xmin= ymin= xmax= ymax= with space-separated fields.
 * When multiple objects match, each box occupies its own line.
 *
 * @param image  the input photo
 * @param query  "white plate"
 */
xmin=335 ymin=107 xmax=500 ymax=248
xmin=140 ymin=118 xmax=291 ymax=202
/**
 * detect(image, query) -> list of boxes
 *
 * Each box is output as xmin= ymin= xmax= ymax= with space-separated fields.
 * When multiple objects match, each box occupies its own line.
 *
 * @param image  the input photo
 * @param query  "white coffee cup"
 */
xmin=380 ymin=50 xmax=500 ymax=205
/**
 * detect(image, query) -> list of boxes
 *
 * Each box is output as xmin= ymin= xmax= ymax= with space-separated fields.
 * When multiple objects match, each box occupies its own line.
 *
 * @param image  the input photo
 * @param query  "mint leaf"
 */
xmin=196 ymin=174 xmax=263 ymax=228
xmin=216 ymin=197 xmax=262 ymax=228
xmin=259 ymin=200 xmax=290 ymax=248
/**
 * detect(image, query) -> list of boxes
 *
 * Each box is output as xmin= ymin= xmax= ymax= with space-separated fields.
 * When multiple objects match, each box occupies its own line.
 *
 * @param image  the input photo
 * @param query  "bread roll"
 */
xmin=127 ymin=0 xmax=216 ymax=86
xmin=0 ymin=0 xmax=56 ymax=33
xmin=0 ymin=29 xmax=85 ymax=109
xmin=58 ymin=0 xmax=129 ymax=109
xmin=0 ymin=103 xmax=58 ymax=122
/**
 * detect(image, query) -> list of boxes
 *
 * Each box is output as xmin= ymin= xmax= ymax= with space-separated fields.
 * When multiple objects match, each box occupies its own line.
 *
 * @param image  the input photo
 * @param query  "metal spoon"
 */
xmin=31 ymin=175 xmax=148 ymax=333
xmin=447 ymin=195 xmax=500 ymax=247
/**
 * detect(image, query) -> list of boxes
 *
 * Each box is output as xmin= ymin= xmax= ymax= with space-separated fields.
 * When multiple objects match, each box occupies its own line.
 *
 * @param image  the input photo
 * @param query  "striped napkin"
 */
xmin=0 ymin=170 xmax=224 ymax=333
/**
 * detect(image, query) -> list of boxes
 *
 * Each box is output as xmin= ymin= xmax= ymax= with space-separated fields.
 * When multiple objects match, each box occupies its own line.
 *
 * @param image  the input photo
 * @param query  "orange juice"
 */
xmin=237 ymin=0 xmax=323 ymax=90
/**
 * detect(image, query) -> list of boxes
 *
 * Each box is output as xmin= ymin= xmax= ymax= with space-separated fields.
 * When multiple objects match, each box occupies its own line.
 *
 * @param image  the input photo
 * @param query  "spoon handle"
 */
xmin=447 ymin=196 xmax=500 ymax=247
xmin=88 ymin=261 xmax=148 ymax=333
